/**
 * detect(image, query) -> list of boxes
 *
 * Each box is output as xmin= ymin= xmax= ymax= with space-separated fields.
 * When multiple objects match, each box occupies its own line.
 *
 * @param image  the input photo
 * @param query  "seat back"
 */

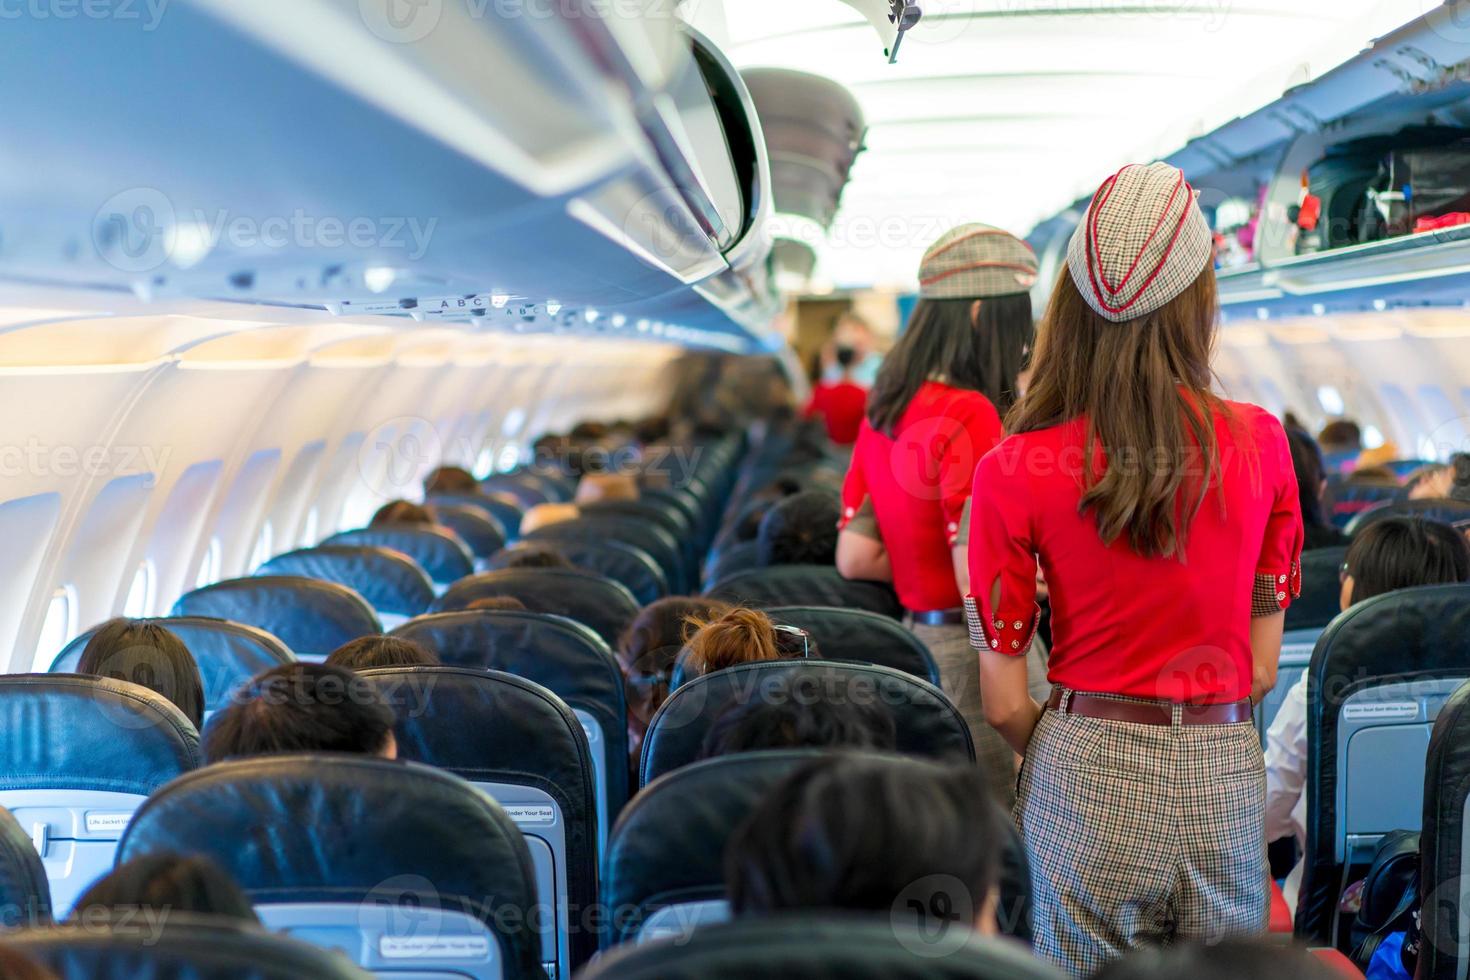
xmin=481 ymin=472 xmax=565 ymax=507
xmin=390 ymin=611 xmax=630 ymax=847
xmin=1418 ymin=679 xmax=1470 ymax=980
xmin=0 ymin=805 xmax=52 ymax=929
xmin=8 ymin=917 xmax=372 ymax=979
xmin=641 ymin=660 xmax=974 ymax=786
xmin=1296 ymin=584 xmax=1470 ymax=941
xmin=706 ymin=566 xmax=904 ymax=620
xmin=50 ymin=616 xmax=293 ymax=714
xmin=119 ymin=755 xmax=541 ymax=980
xmin=428 ymin=491 xmax=524 ymax=540
xmin=360 ymin=666 xmax=599 ymax=975
xmin=432 ymin=568 xmax=639 ymax=649
xmin=1344 ymin=498 xmax=1470 ymax=536
xmin=581 ymin=914 xmax=1062 ymax=980
xmin=1286 ymin=547 xmax=1349 ymax=634
xmin=322 ymin=526 xmax=474 ymax=586
xmin=488 ymin=540 xmax=668 ymax=606
xmin=521 ymin=516 xmax=689 ymax=594
xmin=172 ymin=577 xmax=380 ymax=661
xmin=766 ymin=606 xmax=940 ymax=685
xmin=433 ymin=503 xmax=509 ymax=558
xmin=1325 ymin=480 xmax=1400 ymax=529
xmin=702 ymin=540 xmax=762 ymax=590
xmin=0 ymin=676 xmax=200 ymax=915
xmin=257 ymin=546 xmax=433 ymax=627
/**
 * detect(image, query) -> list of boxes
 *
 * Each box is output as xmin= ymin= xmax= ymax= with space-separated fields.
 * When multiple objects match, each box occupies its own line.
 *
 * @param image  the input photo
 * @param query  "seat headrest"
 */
xmin=1345 ymin=498 xmax=1470 ymax=536
xmin=428 ymin=491 xmax=523 ymax=538
xmin=521 ymin=516 xmax=688 ymax=592
xmin=767 ymin=606 xmax=940 ymax=685
xmin=118 ymin=755 xmax=541 ymax=977
xmin=1285 ymin=546 xmax=1349 ymax=633
xmin=579 ymin=499 xmax=690 ymax=538
xmin=705 ymin=566 xmax=904 ymax=620
xmin=488 ymin=540 xmax=669 ymax=605
xmin=431 ymin=568 xmax=639 ymax=647
xmin=322 ymin=526 xmax=473 ymax=583
xmin=0 ymin=676 xmax=199 ymax=793
xmin=585 ymin=912 xmax=1061 ymax=979
xmin=431 ymin=503 xmax=508 ymax=558
xmin=1420 ymin=679 xmax=1470 ymax=980
xmin=1299 ymin=583 xmax=1470 ymax=940
xmin=7 ymin=915 xmax=371 ymax=979
xmin=641 ymin=660 xmax=973 ymax=786
xmin=51 ymin=617 xmax=293 ymax=713
xmin=172 ymin=577 xmax=380 ymax=658
xmin=704 ymin=540 xmax=762 ymax=588
xmin=0 ymin=805 xmax=52 ymax=927
xmin=258 ymin=546 xmax=434 ymax=617
xmin=391 ymin=610 xmax=630 ymax=815
xmin=480 ymin=473 xmax=559 ymax=508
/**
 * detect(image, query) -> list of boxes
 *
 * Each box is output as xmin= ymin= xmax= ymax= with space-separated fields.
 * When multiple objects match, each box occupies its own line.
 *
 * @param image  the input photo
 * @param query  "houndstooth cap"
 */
xmin=918 ymin=224 xmax=1038 ymax=300
xmin=1066 ymin=163 xmax=1212 ymax=323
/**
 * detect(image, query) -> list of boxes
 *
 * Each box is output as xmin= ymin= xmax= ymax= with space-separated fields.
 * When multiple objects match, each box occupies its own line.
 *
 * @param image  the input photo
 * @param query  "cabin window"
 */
xmin=1316 ymin=386 xmax=1345 ymax=415
xmin=302 ymin=507 xmax=320 ymax=546
xmin=195 ymin=538 xmax=221 ymax=589
xmin=34 ymin=586 xmax=77 ymax=672
xmin=249 ymin=522 xmax=273 ymax=571
xmin=123 ymin=560 xmax=155 ymax=618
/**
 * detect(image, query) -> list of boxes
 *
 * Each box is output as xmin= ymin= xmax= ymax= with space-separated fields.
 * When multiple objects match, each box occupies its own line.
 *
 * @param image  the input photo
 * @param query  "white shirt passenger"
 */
xmin=1264 ymin=672 xmax=1309 ymax=910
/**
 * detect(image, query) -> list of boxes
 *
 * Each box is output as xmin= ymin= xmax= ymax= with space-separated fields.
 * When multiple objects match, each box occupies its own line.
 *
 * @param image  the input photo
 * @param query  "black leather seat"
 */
xmin=482 ymin=472 xmax=567 ymax=508
xmin=1344 ymin=498 xmax=1470 ymax=536
xmin=702 ymin=540 xmax=762 ymax=590
xmin=50 ymin=616 xmax=292 ymax=713
xmin=257 ymin=545 xmax=434 ymax=622
xmin=522 ymin=516 xmax=689 ymax=594
xmin=172 ymin=577 xmax=380 ymax=660
xmin=1295 ymin=584 xmax=1470 ymax=941
xmin=0 ymin=676 xmax=200 ymax=915
xmin=1326 ymin=480 xmax=1400 ymax=529
xmin=360 ymin=666 xmax=599 ymax=971
xmin=488 ymin=540 xmax=668 ymax=605
xmin=322 ymin=526 xmax=474 ymax=585
xmin=706 ymin=566 xmax=904 ymax=620
xmin=432 ymin=568 xmax=639 ymax=648
xmin=640 ymin=487 xmax=708 ymax=547
xmin=580 ymin=914 xmax=1061 ymax=979
xmin=119 ymin=755 xmax=542 ymax=979
xmin=1418 ymin=679 xmax=1470 ymax=980
xmin=7 ymin=916 xmax=370 ymax=979
xmin=428 ymin=491 xmax=524 ymax=540
xmin=391 ymin=611 xmax=630 ymax=841
xmin=578 ymin=500 xmax=696 ymax=576
xmin=767 ymin=606 xmax=940 ymax=684
xmin=0 ymin=805 xmax=52 ymax=929
xmin=1285 ymin=546 xmax=1349 ymax=634
xmin=433 ymin=503 xmax=509 ymax=558
xmin=641 ymin=661 xmax=974 ymax=786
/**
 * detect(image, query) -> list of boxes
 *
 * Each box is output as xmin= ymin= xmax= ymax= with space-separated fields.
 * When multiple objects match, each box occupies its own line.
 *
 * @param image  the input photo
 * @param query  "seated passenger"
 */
xmin=619 ymin=597 xmax=732 ymax=765
xmin=1265 ymin=516 xmax=1470 ymax=910
xmin=203 ymin=663 xmax=397 ymax=763
xmin=520 ymin=502 xmax=580 ymax=535
xmin=698 ymin=672 xmax=896 ymax=759
xmin=683 ymin=607 xmax=786 ymax=677
xmin=464 ymin=595 xmax=528 ymax=612
xmin=76 ymin=619 xmax=205 ymax=730
xmin=771 ymin=624 xmax=820 ymax=661
xmin=1089 ymin=940 xmax=1341 ymax=980
xmin=1407 ymin=461 xmax=1454 ymax=501
xmin=424 ymin=466 xmax=478 ymax=496
xmin=71 ymin=852 xmax=258 ymax=925
xmin=756 ymin=491 xmax=841 ymax=567
xmin=1343 ymin=464 xmax=1399 ymax=488
xmin=370 ymin=499 xmax=435 ymax=526
xmin=725 ymin=755 xmax=1007 ymax=935
xmin=1286 ymin=428 xmax=1347 ymax=551
xmin=574 ymin=472 xmax=640 ymax=505
xmin=324 ymin=636 xmax=437 ymax=671
xmin=1317 ymin=419 xmax=1363 ymax=464
xmin=501 ymin=547 xmax=573 ymax=570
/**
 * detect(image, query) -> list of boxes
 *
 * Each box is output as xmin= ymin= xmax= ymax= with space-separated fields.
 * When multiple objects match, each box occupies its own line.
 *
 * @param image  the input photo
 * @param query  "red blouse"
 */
xmin=965 ymin=400 xmax=1303 ymax=704
xmin=841 ymin=381 xmax=1004 ymax=612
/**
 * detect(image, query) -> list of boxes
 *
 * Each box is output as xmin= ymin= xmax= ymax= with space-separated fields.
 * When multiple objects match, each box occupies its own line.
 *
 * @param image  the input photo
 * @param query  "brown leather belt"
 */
xmin=1047 ymin=687 xmax=1252 ymax=726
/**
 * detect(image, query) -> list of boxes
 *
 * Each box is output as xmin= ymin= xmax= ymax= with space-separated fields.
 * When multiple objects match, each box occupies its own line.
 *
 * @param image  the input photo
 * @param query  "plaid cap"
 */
xmin=918 ymin=224 xmax=1038 ymax=299
xmin=1066 ymin=163 xmax=1212 ymax=323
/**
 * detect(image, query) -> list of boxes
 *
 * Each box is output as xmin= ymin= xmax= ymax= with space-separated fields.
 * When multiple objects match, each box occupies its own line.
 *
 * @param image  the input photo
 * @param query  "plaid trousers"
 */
xmin=1016 ymin=705 xmax=1268 ymax=977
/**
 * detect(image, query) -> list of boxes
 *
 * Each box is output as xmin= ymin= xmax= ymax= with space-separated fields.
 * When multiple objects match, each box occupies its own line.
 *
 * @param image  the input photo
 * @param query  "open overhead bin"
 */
xmin=0 ymin=0 xmax=779 ymax=350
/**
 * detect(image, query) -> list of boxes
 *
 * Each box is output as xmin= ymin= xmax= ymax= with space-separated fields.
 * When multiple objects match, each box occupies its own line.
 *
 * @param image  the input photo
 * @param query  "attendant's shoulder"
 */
xmin=1221 ymin=398 xmax=1289 ymax=443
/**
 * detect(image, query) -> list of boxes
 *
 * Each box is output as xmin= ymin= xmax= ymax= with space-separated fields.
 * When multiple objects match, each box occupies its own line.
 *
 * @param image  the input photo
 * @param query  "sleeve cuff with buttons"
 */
xmin=964 ymin=594 xmax=1040 ymax=656
xmin=1251 ymin=559 xmax=1302 ymax=617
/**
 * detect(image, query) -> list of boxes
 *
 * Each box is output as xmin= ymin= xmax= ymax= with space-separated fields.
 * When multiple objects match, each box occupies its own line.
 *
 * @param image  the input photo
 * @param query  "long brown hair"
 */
xmin=684 ymin=607 xmax=782 ymax=675
xmin=1008 ymin=265 xmax=1223 ymax=559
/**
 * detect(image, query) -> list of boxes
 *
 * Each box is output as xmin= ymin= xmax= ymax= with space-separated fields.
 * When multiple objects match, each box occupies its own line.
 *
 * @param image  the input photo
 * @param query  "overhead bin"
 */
xmin=0 ymin=0 xmax=778 ymax=349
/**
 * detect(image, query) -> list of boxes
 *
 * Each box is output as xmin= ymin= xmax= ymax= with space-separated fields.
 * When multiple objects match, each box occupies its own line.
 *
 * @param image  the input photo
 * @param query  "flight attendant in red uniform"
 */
xmin=836 ymin=224 xmax=1040 ymax=803
xmin=966 ymin=163 xmax=1303 ymax=976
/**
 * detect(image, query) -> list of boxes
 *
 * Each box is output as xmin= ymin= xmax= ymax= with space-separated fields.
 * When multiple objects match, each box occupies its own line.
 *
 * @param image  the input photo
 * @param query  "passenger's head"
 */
xmin=1340 ymin=515 xmax=1470 ymax=610
xmin=574 ymin=472 xmax=640 ymax=505
xmin=683 ymin=607 xmax=784 ymax=676
xmin=756 ymin=491 xmax=841 ymax=567
xmin=500 ymin=547 xmax=573 ymax=570
xmin=1014 ymin=163 xmax=1220 ymax=560
xmin=520 ymin=503 xmax=580 ymax=535
xmin=1408 ymin=462 xmax=1455 ymax=501
xmin=370 ymin=499 xmax=434 ymax=526
xmin=618 ymin=597 xmax=732 ymax=727
xmin=203 ymin=663 xmax=397 ymax=763
xmin=1318 ymin=419 xmax=1363 ymax=457
xmin=771 ymin=624 xmax=820 ymax=661
xmin=733 ymin=500 xmax=777 ymax=543
xmin=325 ymin=636 xmax=437 ymax=671
xmin=464 ymin=595 xmax=528 ymax=612
xmin=1345 ymin=465 xmax=1399 ymax=488
xmin=1089 ymin=941 xmax=1342 ymax=980
xmin=1286 ymin=427 xmax=1330 ymax=528
xmin=726 ymin=755 xmax=1008 ymax=934
xmin=77 ymin=619 xmax=205 ymax=730
xmin=699 ymin=672 xmax=896 ymax=760
xmin=71 ymin=853 xmax=257 ymax=924
xmin=1452 ymin=452 xmax=1470 ymax=502
xmin=424 ymin=466 xmax=478 ymax=495
xmin=1357 ymin=441 xmax=1401 ymax=471
xmin=868 ymin=224 xmax=1036 ymax=433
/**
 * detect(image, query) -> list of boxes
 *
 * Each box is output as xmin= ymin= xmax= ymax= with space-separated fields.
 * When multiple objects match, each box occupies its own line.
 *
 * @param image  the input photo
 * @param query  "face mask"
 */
xmin=834 ymin=345 xmax=857 ymax=369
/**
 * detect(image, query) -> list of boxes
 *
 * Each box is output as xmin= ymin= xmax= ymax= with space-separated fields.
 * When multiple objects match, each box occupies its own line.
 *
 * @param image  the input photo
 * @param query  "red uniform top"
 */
xmin=804 ymin=381 xmax=868 ymax=445
xmin=841 ymin=381 xmax=1004 ymax=612
xmin=966 ymin=400 xmax=1303 ymax=704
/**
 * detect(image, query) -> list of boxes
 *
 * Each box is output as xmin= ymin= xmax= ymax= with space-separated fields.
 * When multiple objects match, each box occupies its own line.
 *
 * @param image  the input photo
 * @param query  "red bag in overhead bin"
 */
xmin=1297 ymin=193 xmax=1322 ymax=230
xmin=1413 ymin=211 xmax=1470 ymax=233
